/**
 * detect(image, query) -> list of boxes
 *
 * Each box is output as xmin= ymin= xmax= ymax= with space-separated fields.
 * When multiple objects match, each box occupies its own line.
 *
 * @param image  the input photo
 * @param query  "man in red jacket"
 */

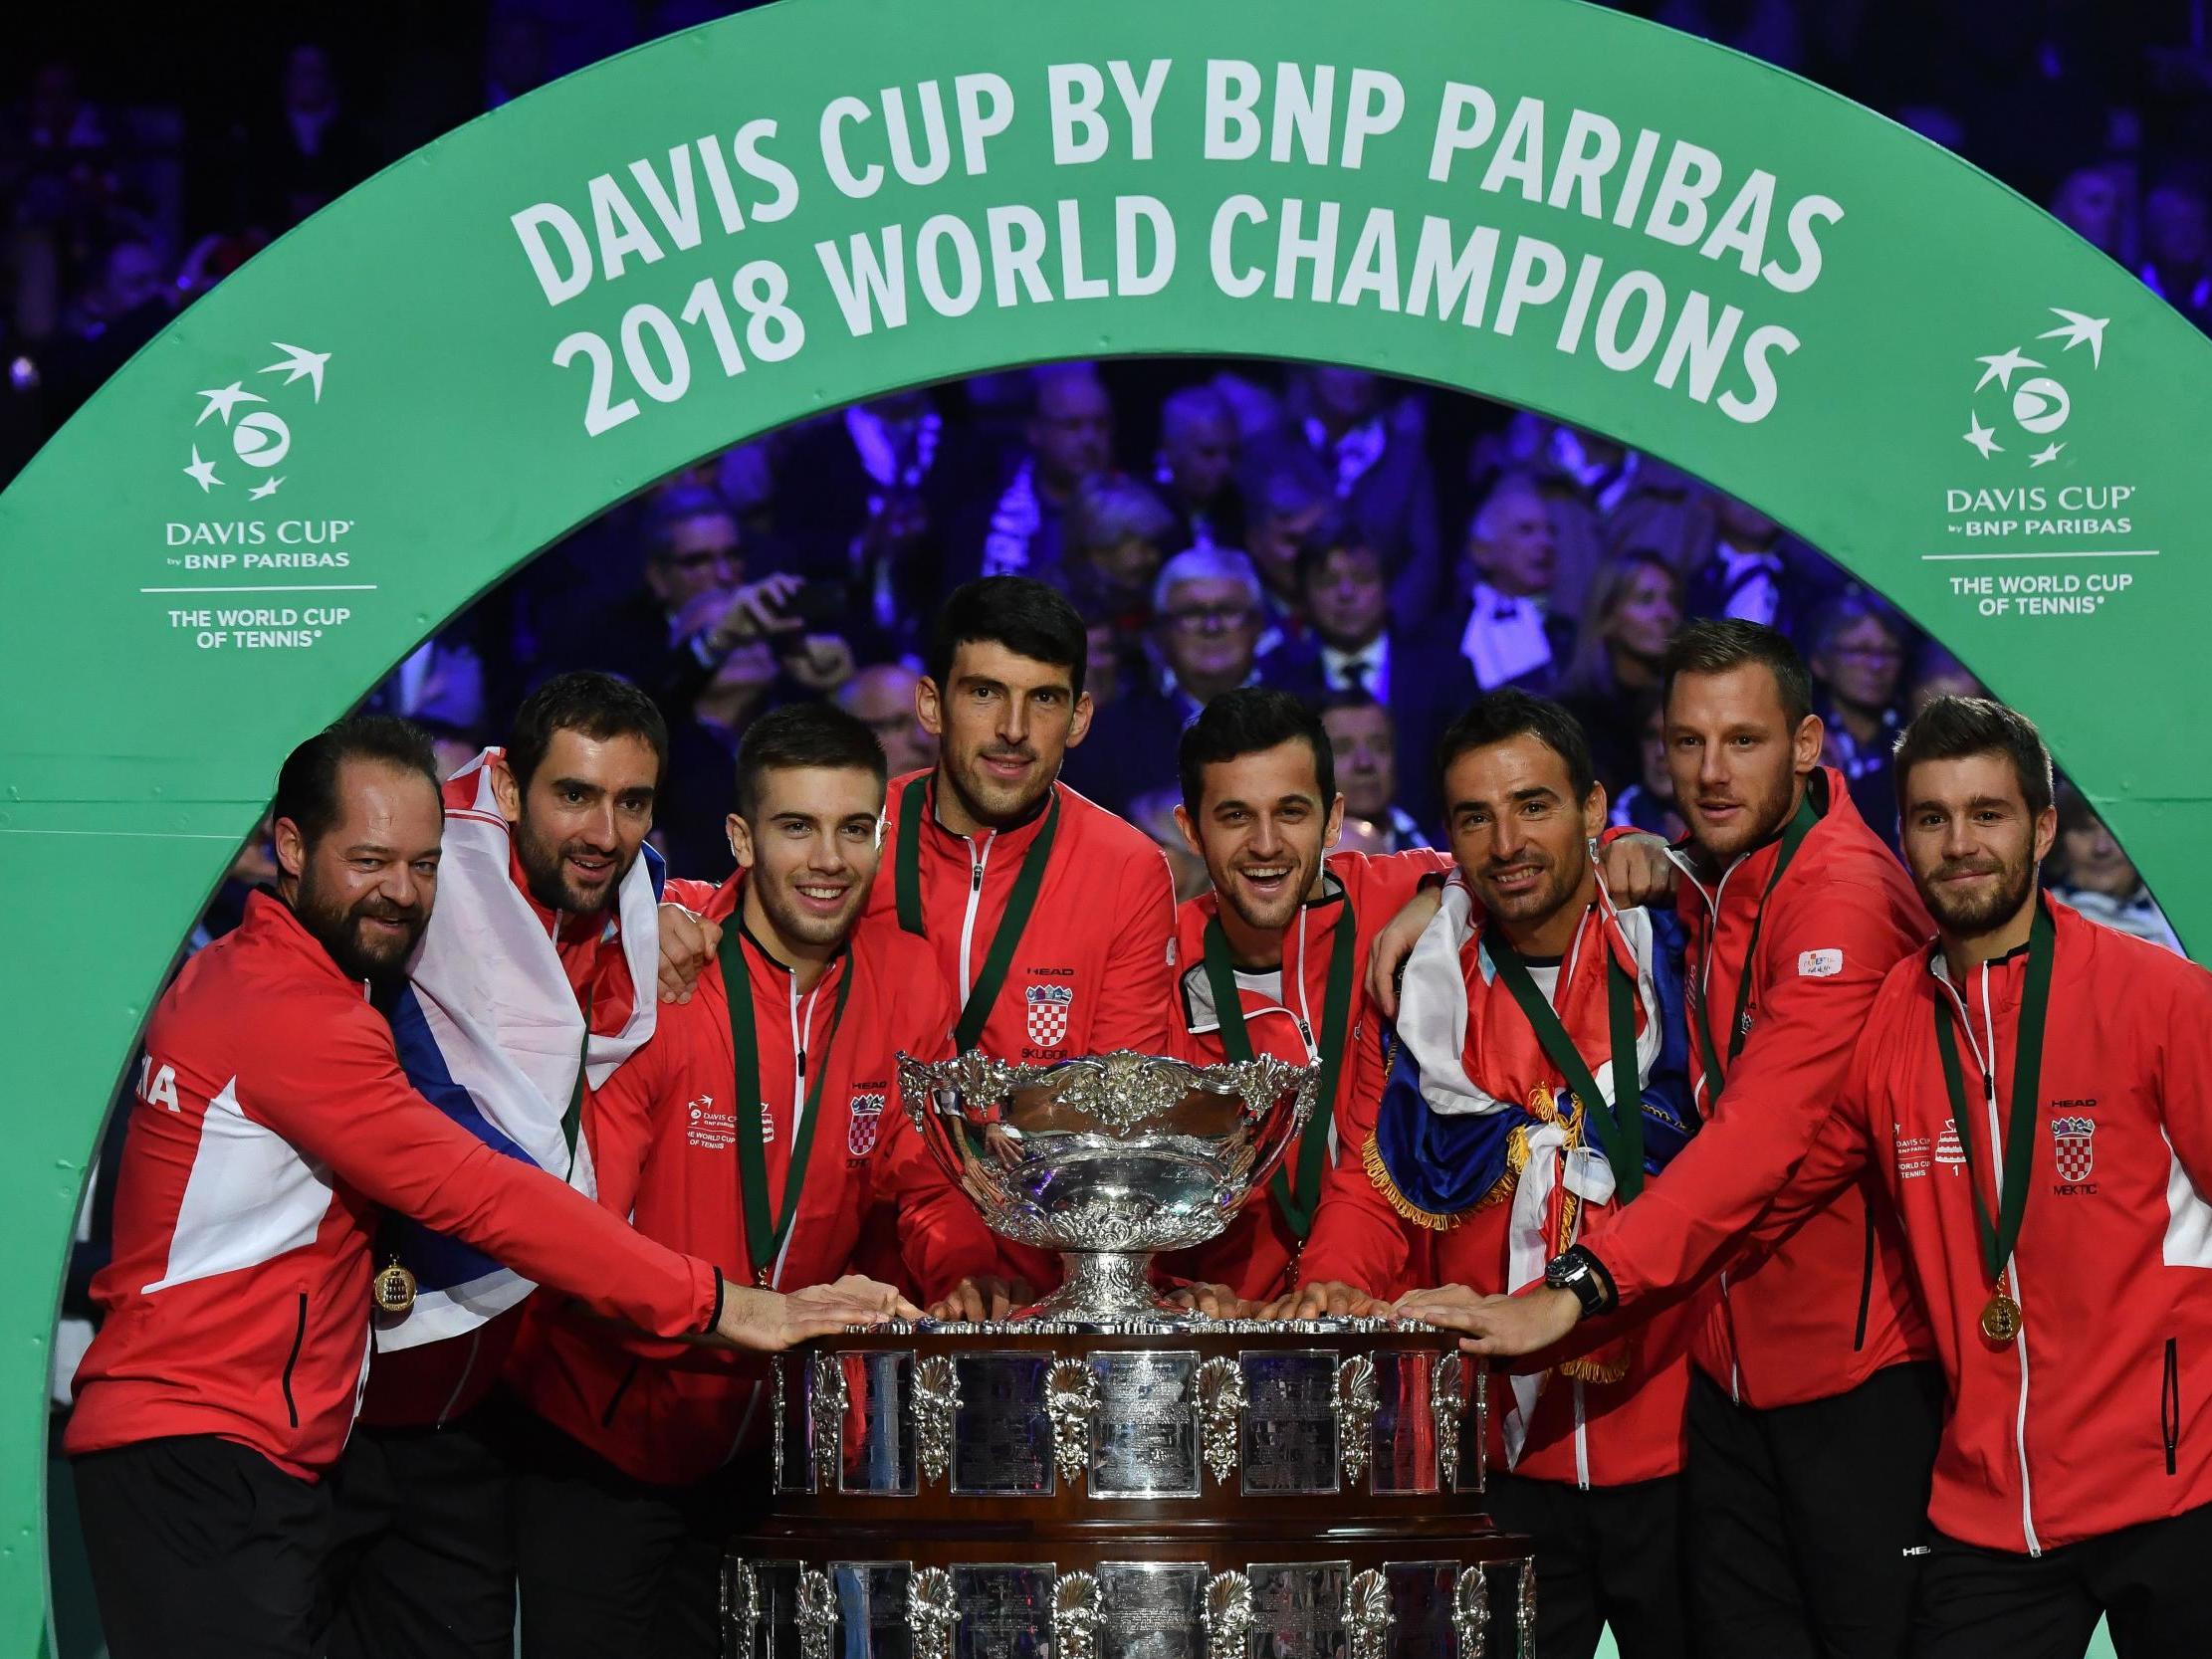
xmin=505 ymin=703 xmax=999 ymax=1657
xmin=1426 ymin=697 xmax=2212 ymax=1658
xmin=1390 ymin=621 xmax=1941 ymax=1657
xmin=1159 ymin=687 xmax=1447 ymax=1307
xmin=66 ymin=716 xmax=904 ymax=1659
xmin=1317 ymin=691 xmax=1701 ymax=1658
xmin=870 ymin=577 xmax=1179 ymax=1315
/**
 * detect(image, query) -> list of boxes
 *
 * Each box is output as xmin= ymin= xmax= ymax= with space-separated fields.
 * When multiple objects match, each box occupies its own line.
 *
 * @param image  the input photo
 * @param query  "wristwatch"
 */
xmin=1543 ymin=1246 xmax=1617 ymax=1318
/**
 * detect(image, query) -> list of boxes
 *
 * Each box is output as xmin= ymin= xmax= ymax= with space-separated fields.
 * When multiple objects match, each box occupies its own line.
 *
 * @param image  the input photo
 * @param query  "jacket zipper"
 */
xmin=2164 ymin=1338 xmax=2180 ymax=1476
xmin=1853 ymin=1205 xmax=1876 ymax=1352
xmin=281 ymin=1292 xmax=308 ymax=1429
xmin=599 ymin=1357 xmax=641 ymax=1428
xmin=769 ymin=975 xmax=823 ymax=1293
xmin=1684 ymin=856 xmax=1749 ymax=1400
xmin=958 ymin=834 xmax=995 ymax=996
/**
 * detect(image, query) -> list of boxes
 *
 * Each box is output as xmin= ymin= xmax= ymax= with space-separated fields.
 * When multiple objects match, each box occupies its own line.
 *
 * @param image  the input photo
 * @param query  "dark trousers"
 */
xmin=510 ymin=1409 xmax=752 ymax=1659
xmin=1685 ymin=1360 xmax=1944 ymax=1659
xmin=320 ymin=1401 xmax=519 ymax=1659
xmin=1913 ymin=1500 xmax=2212 ymax=1658
xmin=1482 ymin=1470 xmax=1689 ymax=1659
xmin=74 ymin=1436 xmax=331 ymax=1659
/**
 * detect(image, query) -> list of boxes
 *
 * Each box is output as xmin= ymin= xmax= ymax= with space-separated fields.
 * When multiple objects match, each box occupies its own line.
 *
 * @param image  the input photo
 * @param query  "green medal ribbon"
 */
xmin=1486 ymin=926 xmax=1647 ymax=1200
xmin=721 ymin=924 xmax=855 ymax=1281
xmin=893 ymin=774 xmax=1062 ymax=1054
xmin=1201 ymin=894 xmax=1356 ymax=1239
xmin=1691 ymin=784 xmax=1819 ymax=1105
xmin=1932 ymin=899 xmax=2056 ymax=1297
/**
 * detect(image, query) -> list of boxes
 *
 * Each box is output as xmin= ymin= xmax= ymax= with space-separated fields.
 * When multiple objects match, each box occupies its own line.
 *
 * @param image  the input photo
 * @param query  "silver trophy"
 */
xmin=896 ymin=1049 xmax=1317 ymax=1325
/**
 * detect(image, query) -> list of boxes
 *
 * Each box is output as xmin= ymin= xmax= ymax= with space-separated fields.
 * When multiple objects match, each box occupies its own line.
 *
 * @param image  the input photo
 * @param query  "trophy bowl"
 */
xmin=896 ymin=1049 xmax=1317 ymax=1326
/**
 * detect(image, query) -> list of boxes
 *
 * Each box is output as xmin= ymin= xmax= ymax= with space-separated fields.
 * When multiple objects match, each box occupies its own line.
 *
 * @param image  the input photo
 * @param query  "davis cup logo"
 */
xmin=2052 ymin=1116 xmax=2097 ymax=1183
xmin=1025 ymin=982 xmax=1073 ymax=1047
xmin=847 ymin=1092 xmax=886 ymax=1157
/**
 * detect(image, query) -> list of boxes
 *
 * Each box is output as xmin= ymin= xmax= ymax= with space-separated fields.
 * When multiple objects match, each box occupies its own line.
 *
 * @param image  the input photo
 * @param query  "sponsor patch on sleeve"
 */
xmin=1797 ymin=947 xmax=1844 ymax=978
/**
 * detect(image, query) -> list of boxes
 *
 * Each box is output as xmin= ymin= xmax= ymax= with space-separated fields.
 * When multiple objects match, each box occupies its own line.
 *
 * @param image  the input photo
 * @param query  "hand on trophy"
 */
xmin=926 ymin=1275 xmax=1035 ymax=1322
xmin=1261 ymin=1281 xmax=1381 ymax=1320
xmin=1165 ymin=1282 xmax=1258 ymax=1320
xmin=656 ymin=902 xmax=722 ymax=1005
xmin=713 ymin=1275 xmax=922 ymax=1350
xmin=1393 ymin=1284 xmax=1583 ymax=1356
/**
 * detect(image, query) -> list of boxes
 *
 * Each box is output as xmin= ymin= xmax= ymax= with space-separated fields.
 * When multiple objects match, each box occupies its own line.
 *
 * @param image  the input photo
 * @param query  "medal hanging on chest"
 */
xmin=1933 ymin=901 xmax=2056 ymax=1348
xmin=371 ymin=1256 xmax=417 ymax=1314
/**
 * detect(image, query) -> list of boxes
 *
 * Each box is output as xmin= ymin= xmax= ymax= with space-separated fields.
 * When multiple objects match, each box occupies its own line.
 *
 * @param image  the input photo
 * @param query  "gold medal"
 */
xmin=371 ymin=1261 xmax=418 ymax=1314
xmin=1979 ymin=1291 xmax=2022 ymax=1345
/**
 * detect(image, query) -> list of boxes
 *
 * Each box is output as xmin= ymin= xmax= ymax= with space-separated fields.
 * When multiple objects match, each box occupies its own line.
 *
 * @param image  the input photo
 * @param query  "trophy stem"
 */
xmin=1016 ymin=1251 xmax=1200 ymax=1327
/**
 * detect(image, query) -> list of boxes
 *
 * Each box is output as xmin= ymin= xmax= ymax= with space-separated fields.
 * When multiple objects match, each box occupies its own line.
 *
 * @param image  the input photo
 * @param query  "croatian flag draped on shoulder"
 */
xmin=1367 ymin=868 xmax=1694 ymax=1463
xmin=375 ymin=747 xmax=665 ymax=1348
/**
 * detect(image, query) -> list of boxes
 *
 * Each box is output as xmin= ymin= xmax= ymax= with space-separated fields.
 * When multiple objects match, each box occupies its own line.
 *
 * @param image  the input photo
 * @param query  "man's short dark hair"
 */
xmin=734 ymin=702 xmax=888 ymax=821
xmin=1317 ymin=687 xmax=1387 ymax=724
xmin=647 ymin=483 xmax=735 ymax=560
xmin=928 ymin=576 xmax=1088 ymax=701
xmin=1178 ymin=687 xmax=1336 ymax=813
xmin=508 ymin=671 xmax=670 ymax=794
xmin=1661 ymin=618 xmax=1813 ymax=730
xmin=1435 ymin=689 xmax=1595 ymax=807
xmin=1892 ymin=696 xmax=2054 ymax=818
xmin=1292 ymin=510 xmax=1370 ymax=592
xmin=272 ymin=714 xmax=441 ymax=850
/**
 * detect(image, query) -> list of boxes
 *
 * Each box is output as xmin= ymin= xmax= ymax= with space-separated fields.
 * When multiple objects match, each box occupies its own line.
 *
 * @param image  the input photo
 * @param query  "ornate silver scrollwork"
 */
xmin=723 ymin=1558 xmax=760 ymax=1659
xmin=807 ymin=1353 xmax=846 ymax=1489
xmin=1336 ymin=1352 xmax=1379 ymax=1484
xmin=913 ymin=1353 xmax=961 ymax=1487
xmin=900 ymin=1048 xmax=1312 ymax=1136
xmin=1051 ymin=1570 xmax=1103 ymax=1659
xmin=908 ymin=1565 xmax=961 ymax=1659
xmin=796 ymin=1567 xmax=836 ymax=1659
xmin=1452 ymin=1565 xmax=1491 ymax=1658
xmin=1204 ymin=1569 xmax=1253 ymax=1659
xmin=1516 ymin=1558 xmax=1538 ymax=1651
xmin=1046 ymin=1357 xmax=1098 ymax=1488
xmin=770 ymin=1359 xmax=787 ymax=1491
xmin=1347 ymin=1567 xmax=1392 ymax=1659
xmin=1197 ymin=1355 xmax=1246 ymax=1488
xmin=1432 ymin=1349 xmax=1468 ymax=1489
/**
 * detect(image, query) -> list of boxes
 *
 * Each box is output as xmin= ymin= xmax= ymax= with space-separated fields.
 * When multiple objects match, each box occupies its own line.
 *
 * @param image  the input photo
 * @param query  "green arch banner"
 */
xmin=2 ymin=0 xmax=2205 ymax=1635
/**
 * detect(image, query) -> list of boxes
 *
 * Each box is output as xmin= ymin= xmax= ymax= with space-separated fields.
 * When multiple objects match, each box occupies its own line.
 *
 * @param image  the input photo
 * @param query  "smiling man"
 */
xmin=504 ymin=703 xmax=991 ymax=1658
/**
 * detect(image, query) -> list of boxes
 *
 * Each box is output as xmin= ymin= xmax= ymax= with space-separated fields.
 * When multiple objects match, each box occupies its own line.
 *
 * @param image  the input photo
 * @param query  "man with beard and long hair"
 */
xmin=1153 ymin=688 xmax=1447 ymax=1312
xmin=1307 ymin=692 xmax=1699 ymax=1658
xmin=1426 ymin=698 xmax=2212 ymax=1658
xmin=325 ymin=672 xmax=715 ymax=1659
xmin=1378 ymin=622 xmax=1940 ymax=1658
xmin=867 ymin=577 xmax=1179 ymax=1319
xmin=504 ymin=704 xmax=996 ymax=1656
xmin=64 ymin=716 xmax=910 ymax=1659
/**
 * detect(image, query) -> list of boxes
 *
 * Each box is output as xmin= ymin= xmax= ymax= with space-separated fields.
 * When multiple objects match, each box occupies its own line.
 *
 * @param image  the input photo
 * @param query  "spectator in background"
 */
xmin=1319 ymin=690 xmax=1431 ymax=852
xmin=1064 ymin=546 xmax=1264 ymax=813
xmin=1808 ymin=592 xmax=1911 ymax=846
xmin=1685 ymin=495 xmax=1842 ymax=639
xmin=2048 ymin=783 xmax=2183 ymax=952
xmin=247 ymin=43 xmax=377 ymax=228
xmin=1248 ymin=366 xmax=1441 ymax=629
xmin=1127 ymin=786 xmax=1212 ymax=903
xmin=1607 ymin=693 xmax=1685 ymax=841
xmin=836 ymin=663 xmax=936 ymax=778
xmin=2052 ymin=161 xmax=2129 ymax=260
xmin=38 ymin=234 xmax=176 ymax=426
xmin=1454 ymin=472 xmax=1574 ymax=694
xmin=2141 ymin=172 xmax=2212 ymax=330
xmin=1558 ymin=549 xmax=1683 ymax=795
xmin=970 ymin=360 xmax=1115 ymax=579
xmin=1242 ymin=467 xmax=1333 ymax=634
xmin=1903 ymin=641 xmax=1987 ymax=717
xmin=1059 ymin=475 xmax=1175 ymax=648
xmin=1529 ymin=420 xmax=1717 ymax=615
xmin=1155 ymin=384 xmax=1244 ymax=553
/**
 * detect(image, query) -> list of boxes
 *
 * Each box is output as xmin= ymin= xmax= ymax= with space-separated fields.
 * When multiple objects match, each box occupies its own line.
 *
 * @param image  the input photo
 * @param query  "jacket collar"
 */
xmin=1674 ymin=766 xmax=1842 ymax=913
xmin=913 ymin=767 xmax=1059 ymax=855
xmin=1925 ymin=891 xmax=2073 ymax=1016
xmin=241 ymin=888 xmax=367 ymax=996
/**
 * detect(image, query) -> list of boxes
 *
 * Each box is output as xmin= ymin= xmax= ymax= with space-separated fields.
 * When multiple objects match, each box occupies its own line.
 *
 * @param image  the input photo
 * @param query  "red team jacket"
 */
xmin=509 ymin=875 xmax=994 ymax=1486
xmin=1590 ymin=770 xmax=1935 ymax=1408
xmin=68 ymin=893 xmax=722 ymax=1481
xmin=1752 ymin=900 xmax=2212 ymax=1553
xmin=1165 ymin=849 xmax=1447 ymax=1301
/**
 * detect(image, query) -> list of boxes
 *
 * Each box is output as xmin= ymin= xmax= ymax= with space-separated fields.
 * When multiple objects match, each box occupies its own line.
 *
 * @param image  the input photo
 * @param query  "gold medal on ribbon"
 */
xmin=1979 ymin=1290 xmax=2022 ymax=1345
xmin=371 ymin=1260 xmax=418 ymax=1314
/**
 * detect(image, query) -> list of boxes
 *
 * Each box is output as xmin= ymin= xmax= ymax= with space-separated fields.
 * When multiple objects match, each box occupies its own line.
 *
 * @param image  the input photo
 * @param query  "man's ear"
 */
xmin=916 ymin=676 xmax=945 ymax=739
xmin=1066 ymin=690 xmax=1095 ymax=749
xmin=1173 ymin=802 xmax=1204 ymax=861
xmin=2032 ymin=804 xmax=2059 ymax=868
xmin=489 ymin=752 xmax=523 ymax=824
xmin=1583 ymin=784 xmax=1609 ymax=842
xmin=728 ymin=813 xmax=757 ymax=872
xmin=1323 ymin=791 xmax=1346 ymax=851
xmin=273 ymin=817 xmax=308 ymax=881
xmin=1793 ymin=713 xmax=1826 ymax=778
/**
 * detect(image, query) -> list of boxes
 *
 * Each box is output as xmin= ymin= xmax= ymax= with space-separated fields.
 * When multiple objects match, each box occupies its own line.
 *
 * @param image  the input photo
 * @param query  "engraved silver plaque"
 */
xmin=1335 ymin=1353 xmax=1378 ymax=1487
xmin=1196 ymin=1356 xmax=1244 ymax=1488
xmin=910 ymin=1566 xmax=960 ymax=1659
xmin=838 ymin=1350 xmax=918 ymax=1496
xmin=1088 ymin=1351 xmax=1200 ymax=1500
xmin=1052 ymin=1571 xmax=1103 ymax=1659
xmin=745 ymin=1559 xmax=803 ymax=1659
xmin=1239 ymin=1350 xmax=1341 ymax=1497
xmin=952 ymin=1352 xmax=1054 ymax=1497
xmin=1204 ymin=1570 xmax=1252 ymax=1659
xmin=914 ymin=1354 xmax=960 ymax=1488
xmin=808 ymin=1352 xmax=846 ymax=1492
xmin=1096 ymin=1561 xmax=1205 ymax=1659
xmin=830 ymin=1561 xmax=914 ymax=1659
xmin=1451 ymin=1565 xmax=1491 ymax=1659
xmin=1370 ymin=1351 xmax=1441 ymax=1496
xmin=1346 ymin=1569 xmax=1391 ymax=1659
xmin=951 ymin=1563 xmax=1053 ymax=1659
xmin=1248 ymin=1561 xmax=1350 ymax=1659
xmin=1382 ymin=1562 xmax=1454 ymax=1659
